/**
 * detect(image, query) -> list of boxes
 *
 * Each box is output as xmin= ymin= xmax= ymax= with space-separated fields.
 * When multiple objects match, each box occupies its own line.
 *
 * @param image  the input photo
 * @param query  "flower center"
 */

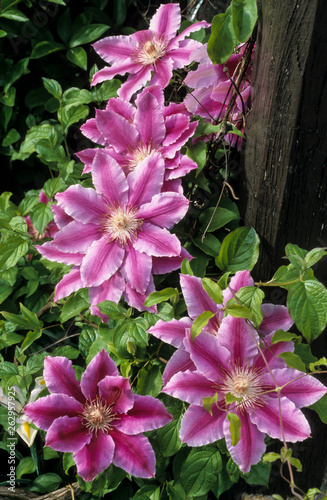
xmin=134 ymin=35 xmax=168 ymax=65
xmin=125 ymin=144 xmax=158 ymax=172
xmin=221 ymin=365 xmax=264 ymax=411
xmin=81 ymin=396 xmax=118 ymax=435
xmin=102 ymin=206 xmax=143 ymax=245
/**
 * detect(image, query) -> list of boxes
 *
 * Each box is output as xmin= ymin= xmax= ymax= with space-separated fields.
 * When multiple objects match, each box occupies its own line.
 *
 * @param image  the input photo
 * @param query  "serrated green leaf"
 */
xmin=191 ymin=310 xmax=215 ymax=340
xmin=0 ymin=237 xmax=29 ymax=271
xmin=69 ymin=24 xmax=109 ymax=48
xmin=232 ymin=0 xmax=257 ymax=43
xmin=90 ymin=79 xmax=121 ymax=101
xmin=215 ymin=227 xmax=260 ymax=272
xmin=207 ymin=8 xmax=237 ymax=64
xmin=287 ymin=279 xmax=327 ymax=342
xmin=97 ymin=300 xmax=126 ymax=319
xmin=180 ymin=447 xmax=222 ymax=497
xmin=30 ymin=41 xmax=65 ymax=59
xmin=144 ymin=288 xmax=178 ymax=307
xmin=278 ymin=352 xmax=306 ymax=372
xmin=42 ymin=78 xmax=62 ymax=99
xmin=156 ymin=418 xmax=182 ymax=457
xmin=59 ymin=104 xmax=89 ymax=130
xmin=30 ymin=203 xmax=53 ymax=234
xmin=60 ymin=292 xmax=89 ymax=322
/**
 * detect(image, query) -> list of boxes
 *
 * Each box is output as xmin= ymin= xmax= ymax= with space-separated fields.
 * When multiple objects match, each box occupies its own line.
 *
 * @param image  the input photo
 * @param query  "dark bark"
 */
xmin=241 ymin=0 xmax=327 ymax=495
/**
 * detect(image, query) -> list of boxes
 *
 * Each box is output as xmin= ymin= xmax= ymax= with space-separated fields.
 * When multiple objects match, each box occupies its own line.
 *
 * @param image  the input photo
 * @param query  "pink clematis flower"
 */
xmin=91 ymin=3 xmax=210 ymax=100
xmin=184 ymin=44 xmax=253 ymax=149
xmin=149 ymin=271 xmax=294 ymax=384
xmin=24 ymin=350 xmax=172 ymax=481
xmin=77 ymin=86 xmax=197 ymax=192
xmin=36 ymin=151 xmax=189 ymax=314
xmin=162 ymin=323 xmax=327 ymax=473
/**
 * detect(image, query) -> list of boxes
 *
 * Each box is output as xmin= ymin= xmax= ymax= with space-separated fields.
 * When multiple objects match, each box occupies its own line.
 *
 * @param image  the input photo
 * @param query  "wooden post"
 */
xmin=240 ymin=0 xmax=327 ymax=494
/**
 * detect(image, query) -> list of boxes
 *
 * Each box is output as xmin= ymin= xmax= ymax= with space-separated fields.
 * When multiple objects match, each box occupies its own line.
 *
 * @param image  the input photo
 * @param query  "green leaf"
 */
xmin=180 ymin=446 xmax=222 ymax=497
xmin=207 ymin=7 xmax=237 ymax=64
xmin=225 ymin=304 xmax=253 ymax=319
xmin=181 ymin=257 xmax=193 ymax=276
xmin=285 ymin=242 xmax=308 ymax=259
xmin=30 ymin=203 xmax=53 ymax=234
xmin=192 ymin=232 xmax=221 ymax=257
xmin=287 ymin=279 xmax=327 ymax=342
xmin=309 ymin=394 xmax=327 ymax=424
xmin=113 ymin=0 xmax=127 ymax=26
xmin=262 ymin=452 xmax=281 ymax=463
xmin=227 ymin=412 xmax=241 ymax=446
xmin=63 ymin=453 xmax=75 ymax=475
xmin=69 ymin=24 xmax=109 ymax=48
xmin=241 ymin=461 xmax=271 ymax=486
xmin=20 ymin=328 xmax=43 ymax=352
xmin=66 ymin=47 xmax=87 ymax=70
xmin=27 ymin=473 xmax=62 ymax=493
xmin=199 ymin=206 xmax=240 ymax=232
xmin=97 ymin=300 xmax=126 ymax=319
xmin=60 ymin=292 xmax=89 ymax=322
xmin=144 ymin=288 xmax=178 ymax=307
xmin=304 ymin=247 xmax=327 ymax=268
xmin=30 ymin=41 xmax=65 ymax=59
xmin=2 ymin=128 xmax=20 ymax=147
xmin=59 ymin=104 xmax=89 ymax=130
xmin=42 ymin=78 xmax=62 ymax=99
xmin=215 ymin=227 xmax=260 ymax=272
xmin=91 ymin=79 xmax=121 ymax=101
xmin=271 ymin=329 xmax=300 ymax=344
xmin=0 ymin=237 xmax=29 ymax=271
xmin=17 ymin=456 xmax=36 ymax=479
xmin=203 ymin=393 xmax=218 ymax=414
xmin=0 ymin=8 xmax=29 ymax=21
xmin=232 ymin=0 xmax=257 ymax=43
xmin=186 ymin=142 xmax=207 ymax=173
xmin=278 ymin=352 xmax=307 ymax=372
xmin=226 ymin=286 xmax=264 ymax=327
xmin=191 ymin=310 xmax=215 ymax=340
xmin=270 ymin=264 xmax=302 ymax=287
xmin=202 ymin=277 xmax=223 ymax=304
xmin=136 ymin=364 xmax=162 ymax=397
xmin=156 ymin=418 xmax=182 ymax=457
xmin=289 ymin=457 xmax=302 ymax=472
xmin=0 ymin=87 xmax=16 ymax=107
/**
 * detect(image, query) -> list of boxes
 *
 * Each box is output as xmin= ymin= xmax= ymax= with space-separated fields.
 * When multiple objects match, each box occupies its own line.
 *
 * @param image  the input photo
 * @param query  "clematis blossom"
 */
xmin=162 ymin=323 xmax=327 ymax=473
xmin=91 ymin=3 xmax=210 ymax=100
xmin=78 ymin=86 xmax=197 ymax=192
xmin=24 ymin=350 xmax=172 ymax=481
xmin=36 ymin=151 xmax=189 ymax=315
xmin=149 ymin=271 xmax=294 ymax=383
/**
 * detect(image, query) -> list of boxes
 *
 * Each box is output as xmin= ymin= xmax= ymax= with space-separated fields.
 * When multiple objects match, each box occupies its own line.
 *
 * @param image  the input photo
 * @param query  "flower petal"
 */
xmin=222 ymin=270 xmax=254 ymax=303
xmin=56 ymin=185 xmax=105 ymax=224
xmin=46 ymin=415 xmax=92 ymax=452
xmin=151 ymin=247 xmax=192 ymax=275
xmin=184 ymin=331 xmax=230 ymax=382
xmin=98 ymin=376 xmax=134 ymax=414
xmin=151 ymin=57 xmax=174 ymax=89
xmin=180 ymin=274 xmax=218 ymax=319
xmin=54 ymin=268 xmax=84 ymax=302
xmin=81 ymin=349 xmax=119 ymax=401
xmin=261 ymin=368 xmax=327 ymax=408
xmin=24 ymin=394 xmax=83 ymax=431
xmin=81 ymin=238 xmax=124 ymax=287
xmin=180 ymin=404 xmax=225 ymax=446
xmin=92 ymin=149 xmax=129 ymax=206
xmin=117 ymin=395 xmax=172 ymax=435
xmin=80 ymin=118 xmax=106 ymax=145
xmin=254 ymin=333 xmax=295 ymax=371
xmin=163 ymin=114 xmax=190 ymax=147
xmin=250 ymin=396 xmax=311 ymax=442
xmin=137 ymin=192 xmax=189 ymax=229
xmin=224 ymin=411 xmax=266 ymax=474
xmin=218 ymin=316 xmax=259 ymax=366
xmin=260 ymin=303 xmax=294 ymax=336
xmin=162 ymin=348 xmax=196 ymax=385
xmin=93 ymin=35 xmax=135 ymax=64
xmin=127 ymin=154 xmax=164 ymax=207
xmin=74 ymin=432 xmax=115 ymax=482
xmin=35 ymin=242 xmax=84 ymax=266
xmin=134 ymin=223 xmax=181 ymax=257
xmin=44 ymin=356 xmax=84 ymax=404
xmin=92 ymin=61 xmax=142 ymax=86
xmin=95 ymin=109 xmax=139 ymax=153
xmin=148 ymin=317 xmax=192 ymax=348
xmin=120 ymin=244 xmax=152 ymax=295
xmin=118 ymin=65 xmax=153 ymax=101
xmin=163 ymin=370 xmax=217 ymax=405
xmin=124 ymin=277 xmax=157 ymax=313
xmin=135 ymin=92 xmax=165 ymax=146
xmin=110 ymin=430 xmax=155 ymax=478
xmin=89 ymin=273 xmax=126 ymax=309
xmin=149 ymin=3 xmax=180 ymax=40
xmin=52 ymin=221 xmax=100 ymax=254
